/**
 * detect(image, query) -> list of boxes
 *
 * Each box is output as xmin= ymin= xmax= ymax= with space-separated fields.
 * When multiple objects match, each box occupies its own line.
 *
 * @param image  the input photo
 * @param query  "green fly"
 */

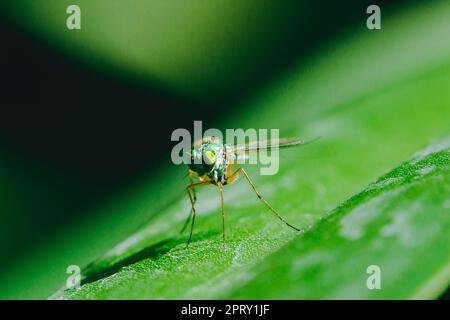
xmin=181 ymin=135 xmax=318 ymax=247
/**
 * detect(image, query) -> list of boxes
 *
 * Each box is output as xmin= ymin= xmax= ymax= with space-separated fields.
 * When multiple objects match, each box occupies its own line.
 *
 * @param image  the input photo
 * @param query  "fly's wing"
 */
xmin=230 ymin=137 xmax=321 ymax=154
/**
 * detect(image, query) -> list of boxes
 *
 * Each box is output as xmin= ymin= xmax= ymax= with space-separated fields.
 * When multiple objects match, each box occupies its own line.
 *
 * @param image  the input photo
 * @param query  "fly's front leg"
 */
xmin=217 ymin=182 xmax=226 ymax=248
xmin=189 ymin=169 xmax=197 ymax=202
xmin=185 ymin=181 xmax=210 ymax=247
xmin=180 ymin=192 xmax=193 ymax=234
xmin=226 ymin=167 xmax=301 ymax=231
xmin=180 ymin=170 xmax=197 ymax=234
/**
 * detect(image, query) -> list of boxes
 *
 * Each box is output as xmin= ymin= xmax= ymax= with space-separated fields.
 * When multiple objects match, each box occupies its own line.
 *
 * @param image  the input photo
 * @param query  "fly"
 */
xmin=181 ymin=135 xmax=319 ymax=247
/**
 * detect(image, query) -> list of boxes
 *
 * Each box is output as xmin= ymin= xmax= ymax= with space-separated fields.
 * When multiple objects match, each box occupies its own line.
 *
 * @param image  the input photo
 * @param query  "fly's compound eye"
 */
xmin=203 ymin=150 xmax=216 ymax=166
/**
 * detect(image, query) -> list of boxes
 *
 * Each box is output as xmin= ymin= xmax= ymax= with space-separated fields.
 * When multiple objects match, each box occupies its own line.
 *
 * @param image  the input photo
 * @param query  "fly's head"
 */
xmin=188 ymin=142 xmax=220 ymax=176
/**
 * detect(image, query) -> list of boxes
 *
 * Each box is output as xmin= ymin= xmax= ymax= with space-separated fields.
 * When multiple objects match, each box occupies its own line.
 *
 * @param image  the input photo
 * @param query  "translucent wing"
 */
xmin=230 ymin=137 xmax=321 ymax=154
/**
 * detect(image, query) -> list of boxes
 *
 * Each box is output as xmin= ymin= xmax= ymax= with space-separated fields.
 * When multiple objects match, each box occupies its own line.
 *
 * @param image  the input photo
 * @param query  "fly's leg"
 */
xmin=217 ymin=182 xmax=226 ymax=248
xmin=185 ymin=181 xmax=210 ymax=247
xmin=226 ymin=168 xmax=301 ymax=231
xmin=179 ymin=170 xmax=197 ymax=234
xmin=179 ymin=207 xmax=193 ymax=234
xmin=189 ymin=169 xmax=197 ymax=202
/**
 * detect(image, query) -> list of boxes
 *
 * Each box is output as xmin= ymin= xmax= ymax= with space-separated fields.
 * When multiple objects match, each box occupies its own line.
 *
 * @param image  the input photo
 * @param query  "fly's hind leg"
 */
xmin=226 ymin=168 xmax=301 ymax=231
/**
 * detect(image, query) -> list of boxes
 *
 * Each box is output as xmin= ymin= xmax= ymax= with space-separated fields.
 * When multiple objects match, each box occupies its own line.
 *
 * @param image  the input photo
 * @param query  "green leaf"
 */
xmin=55 ymin=135 xmax=450 ymax=299
xmin=230 ymin=138 xmax=450 ymax=299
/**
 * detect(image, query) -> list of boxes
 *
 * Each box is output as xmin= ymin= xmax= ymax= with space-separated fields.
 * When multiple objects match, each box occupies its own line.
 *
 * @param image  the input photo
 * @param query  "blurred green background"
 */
xmin=0 ymin=0 xmax=449 ymax=299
